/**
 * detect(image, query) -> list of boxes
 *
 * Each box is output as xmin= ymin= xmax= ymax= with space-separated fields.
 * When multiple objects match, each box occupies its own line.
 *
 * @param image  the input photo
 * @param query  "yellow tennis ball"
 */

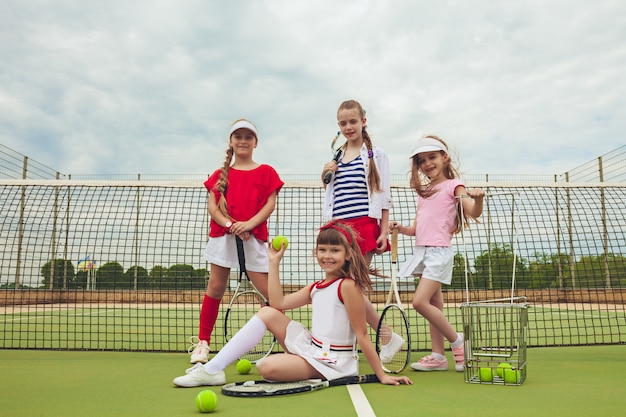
xmin=478 ymin=367 xmax=493 ymax=382
xmin=272 ymin=235 xmax=289 ymax=250
xmin=236 ymin=359 xmax=252 ymax=375
xmin=195 ymin=390 xmax=218 ymax=413
xmin=504 ymin=368 xmax=521 ymax=384
xmin=496 ymin=362 xmax=512 ymax=379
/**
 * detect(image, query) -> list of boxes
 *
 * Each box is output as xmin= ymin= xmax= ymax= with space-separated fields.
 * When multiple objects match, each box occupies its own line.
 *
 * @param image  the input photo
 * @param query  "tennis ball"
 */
xmin=272 ymin=235 xmax=289 ymax=250
xmin=496 ymin=362 xmax=512 ymax=379
xmin=478 ymin=367 xmax=493 ymax=382
xmin=504 ymin=368 xmax=521 ymax=384
xmin=236 ymin=359 xmax=252 ymax=375
xmin=195 ymin=390 xmax=218 ymax=413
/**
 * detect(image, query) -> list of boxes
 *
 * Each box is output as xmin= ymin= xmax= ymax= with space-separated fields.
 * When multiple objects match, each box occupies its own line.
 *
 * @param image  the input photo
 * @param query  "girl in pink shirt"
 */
xmin=390 ymin=135 xmax=484 ymax=373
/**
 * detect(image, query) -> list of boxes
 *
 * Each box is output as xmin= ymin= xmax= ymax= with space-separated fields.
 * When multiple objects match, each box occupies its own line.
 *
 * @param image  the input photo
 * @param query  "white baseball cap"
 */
xmin=409 ymin=137 xmax=448 ymax=158
xmin=229 ymin=120 xmax=258 ymax=137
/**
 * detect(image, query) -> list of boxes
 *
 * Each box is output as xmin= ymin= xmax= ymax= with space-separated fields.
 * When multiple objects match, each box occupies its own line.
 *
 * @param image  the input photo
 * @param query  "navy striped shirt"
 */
xmin=332 ymin=156 xmax=369 ymax=219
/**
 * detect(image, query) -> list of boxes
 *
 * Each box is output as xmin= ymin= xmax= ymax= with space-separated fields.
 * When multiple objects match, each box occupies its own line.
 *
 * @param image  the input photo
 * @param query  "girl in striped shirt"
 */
xmin=321 ymin=100 xmax=403 ymax=363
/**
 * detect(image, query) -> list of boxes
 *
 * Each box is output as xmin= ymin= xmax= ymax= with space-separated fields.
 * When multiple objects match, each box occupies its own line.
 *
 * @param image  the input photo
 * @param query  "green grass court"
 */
xmin=2 ymin=302 xmax=625 ymax=416
xmin=1 ymin=346 xmax=625 ymax=417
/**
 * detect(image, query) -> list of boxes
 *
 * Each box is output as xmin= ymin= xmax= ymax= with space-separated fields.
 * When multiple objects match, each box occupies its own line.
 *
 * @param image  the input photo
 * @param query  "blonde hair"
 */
xmin=337 ymin=100 xmax=382 ymax=193
xmin=215 ymin=118 xmax=257 ymax=218
xmin=409 ymin=135 xmax=476 ymax=233
xmin=316 ymin=221 xmax=385 ymax=292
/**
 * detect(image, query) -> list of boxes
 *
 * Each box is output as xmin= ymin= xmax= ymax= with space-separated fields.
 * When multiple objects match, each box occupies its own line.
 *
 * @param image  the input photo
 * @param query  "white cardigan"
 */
xmin=323 ymin=144 xmax=392 ymax=222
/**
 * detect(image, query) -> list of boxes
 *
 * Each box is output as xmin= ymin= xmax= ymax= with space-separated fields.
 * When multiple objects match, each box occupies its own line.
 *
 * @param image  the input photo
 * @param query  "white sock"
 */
xmin=432 ymin=352 xmax=446 ymax=361
xmin=450 ymin=332 xmax=464 ymax=349
xmin=204 ymin=315 xmax=267 ymax=374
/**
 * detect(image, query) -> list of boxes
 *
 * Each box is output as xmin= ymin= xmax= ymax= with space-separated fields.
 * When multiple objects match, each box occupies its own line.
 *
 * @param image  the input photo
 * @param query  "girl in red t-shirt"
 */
xmin=189 ymin=119 xmax=283 ymax=364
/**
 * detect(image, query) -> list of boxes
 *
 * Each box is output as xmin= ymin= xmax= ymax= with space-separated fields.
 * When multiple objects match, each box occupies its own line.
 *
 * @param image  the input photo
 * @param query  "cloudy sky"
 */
xmin=1 ymin=0 xmax=624 ymax=180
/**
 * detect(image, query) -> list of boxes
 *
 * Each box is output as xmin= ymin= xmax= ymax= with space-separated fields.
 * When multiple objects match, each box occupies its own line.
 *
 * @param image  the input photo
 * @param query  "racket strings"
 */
xmin=378 ymin=305 xmax=410 ymax=373
xmin=225 ymin=290 xmax=275 ymax=362
xmin=232 ymin=381 xmax=309 ymax=391
xmin=222 ymin=380 xmax=319 ymax=397
xmin=376 ymin=228 xmax=410 ymax=373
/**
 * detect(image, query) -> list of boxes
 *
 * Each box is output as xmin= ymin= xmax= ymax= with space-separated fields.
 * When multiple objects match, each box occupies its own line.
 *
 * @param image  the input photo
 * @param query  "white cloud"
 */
xmin=0 ymin=0 xmax=624 ymax=179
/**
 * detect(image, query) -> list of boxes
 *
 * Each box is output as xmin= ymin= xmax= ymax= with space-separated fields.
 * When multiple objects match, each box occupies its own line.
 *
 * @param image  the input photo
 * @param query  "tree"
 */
xmin=96 ymin=262 xmax=125 ymax=289
xmin=124 ymin=266 xmax=149 ymax=289
xmin=75 ymin=270 xmax=89 ymax=289
xmin=450 ymin=252 xmax=469 ymax=290
xmin=473 ymin=244 xmax=527 ymax=290
xmin=41 ymin=259 xmax=76 ymax=289
xmin=574 ymin=253 xmax=626 ymax=289
xmin=0 ymin=282 xmax=33 ymax=290
xmin=167 ymin=264 xmax=196 ymax=289
xmin=527 ymin=252 xmax=569 ymax=289
xmin=149 ymin=265 xmax=168 ymax=290
xmin=193 ymin=268 xmax=209 ymax=289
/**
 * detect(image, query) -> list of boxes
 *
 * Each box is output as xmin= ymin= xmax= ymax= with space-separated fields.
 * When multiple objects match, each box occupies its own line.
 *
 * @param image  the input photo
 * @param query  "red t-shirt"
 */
xmin=204 ymin=164 xmax=283 ymax=241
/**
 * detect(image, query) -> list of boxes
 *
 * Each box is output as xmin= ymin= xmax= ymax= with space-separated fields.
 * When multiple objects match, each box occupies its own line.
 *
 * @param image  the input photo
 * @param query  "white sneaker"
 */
xmin=379 ymin=332 xmax=405 ymax=364
xmin=188 ymin=337 xmax=210 ymax=364
xmin=173 ymin=363 xmax=226 ymax=387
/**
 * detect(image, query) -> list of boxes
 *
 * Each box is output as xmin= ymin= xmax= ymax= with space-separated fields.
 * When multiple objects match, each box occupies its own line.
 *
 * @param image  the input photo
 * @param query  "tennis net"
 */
xmin=1 ymin=180 xmax=624 ymax=351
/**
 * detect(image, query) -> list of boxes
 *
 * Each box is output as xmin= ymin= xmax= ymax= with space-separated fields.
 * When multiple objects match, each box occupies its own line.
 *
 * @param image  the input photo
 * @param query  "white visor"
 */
xmin=229 ymin=120 xmax=258 ymax=138
xmin=409 ymin=137 xmax=447 ymax=158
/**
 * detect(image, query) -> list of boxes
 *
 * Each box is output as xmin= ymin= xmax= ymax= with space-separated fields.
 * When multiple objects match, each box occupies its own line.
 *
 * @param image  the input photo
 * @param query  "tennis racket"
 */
xmin=322 ymin=131 xmax=342 ymax=184
xmin=375 ymin=228 xmax=411 ymax=373
xmin=223 ymin=236 xmax=275 ymax=363
xmin=221 ymin=374 xmax=379 ymax=397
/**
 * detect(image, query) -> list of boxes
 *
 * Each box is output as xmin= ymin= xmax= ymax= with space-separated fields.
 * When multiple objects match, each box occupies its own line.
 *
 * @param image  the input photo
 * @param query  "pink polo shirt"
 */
xmin=414 ymin=179 xmax=464 ymax=247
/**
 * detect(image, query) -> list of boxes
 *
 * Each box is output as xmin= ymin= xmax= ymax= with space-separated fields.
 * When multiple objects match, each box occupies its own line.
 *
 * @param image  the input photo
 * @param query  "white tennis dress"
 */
xmin=283 ymin=278 xmax=359 ymax=380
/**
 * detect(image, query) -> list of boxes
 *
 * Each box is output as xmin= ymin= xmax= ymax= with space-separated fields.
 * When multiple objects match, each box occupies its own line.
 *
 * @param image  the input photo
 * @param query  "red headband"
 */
xmin=319 ymin=222 xmax=354 ymax=246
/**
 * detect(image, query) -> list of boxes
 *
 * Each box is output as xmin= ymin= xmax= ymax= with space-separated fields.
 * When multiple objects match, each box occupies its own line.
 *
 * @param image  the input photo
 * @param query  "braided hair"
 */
xmin=215 ymin=118 xmax=257 ymax=218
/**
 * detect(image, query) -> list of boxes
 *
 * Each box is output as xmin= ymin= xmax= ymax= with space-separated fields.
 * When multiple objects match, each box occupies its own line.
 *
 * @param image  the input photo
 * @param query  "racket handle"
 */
xmin=323 ymin=169 xmax=334 ymax=184
xmin=329 ymin=374 xmax=379 ymax=386
xmin=391 ymin=228 xmax=398 ymax=261
xmin=324 ymin=144 xmax=342 ymax=185
xmin=354 ymin=374 xmax=379 ymax=384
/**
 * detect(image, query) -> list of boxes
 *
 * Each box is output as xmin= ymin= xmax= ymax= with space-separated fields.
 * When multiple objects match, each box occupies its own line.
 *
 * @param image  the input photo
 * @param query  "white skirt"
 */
xmin=284 ymin=321 xmax=359 ymax=380
xmin=203 ymin=234 xmax=269 ymax=273
xmin=397 ymin=246 xmax=454 ymax=285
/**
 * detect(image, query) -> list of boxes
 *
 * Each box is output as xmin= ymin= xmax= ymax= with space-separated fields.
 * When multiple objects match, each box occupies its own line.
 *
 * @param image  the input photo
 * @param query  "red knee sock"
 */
xmin=198 ymin=294 xmax=221 ymax=344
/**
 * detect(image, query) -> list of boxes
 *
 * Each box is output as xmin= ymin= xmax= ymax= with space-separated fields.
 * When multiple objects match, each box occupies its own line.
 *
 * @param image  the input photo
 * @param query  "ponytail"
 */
xmin=362 ymin=129 xmax=381 ymax=193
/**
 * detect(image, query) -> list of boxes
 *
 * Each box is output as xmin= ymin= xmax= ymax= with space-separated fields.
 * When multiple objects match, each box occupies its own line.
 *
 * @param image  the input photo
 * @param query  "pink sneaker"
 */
xmin=410 ymin=355 xmax=448 ymax=371
xmin=452 ymin=344 xmax=464 ymax=372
